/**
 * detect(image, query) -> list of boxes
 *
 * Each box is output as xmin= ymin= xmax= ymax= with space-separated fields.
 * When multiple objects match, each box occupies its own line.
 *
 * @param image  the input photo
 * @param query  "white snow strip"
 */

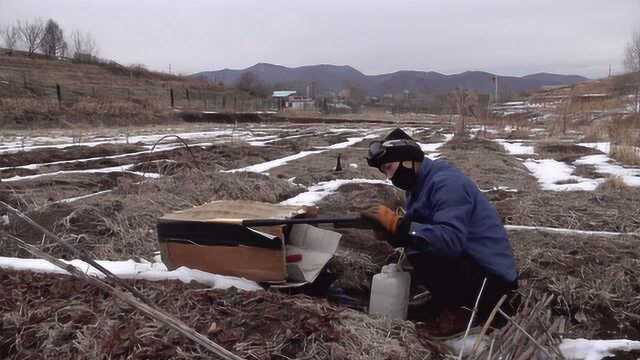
xmin=54 ymin=189 xmax=114 ymax=204
xmin=0 ymin=257 xmax=262 ymax=291
xmin=559 ymin=338 xmax=640 ymax=360
xmin=227 ymin=150 xmax=324 ymax=173
xmin=495 ymin=139 xmax=536 ymax=155
xmin=280 ymin=178 xmax=391 ymax=206
xmin=228 ymin=134 xmax=375 ymax=173
xmin=1 ymin=163 xmax=161 ymax=182
xmin=523 ymin=159 xmax=602 ymax=191
xmin=505 ymin=225 xmax=638 ymax=237
xmin=481 ymin=186 xmax=519 ymax=193
xmin=324 ymin=134 xmax=378 ymax=150
xmin=419 ymin=133 xmax=454 ymax=152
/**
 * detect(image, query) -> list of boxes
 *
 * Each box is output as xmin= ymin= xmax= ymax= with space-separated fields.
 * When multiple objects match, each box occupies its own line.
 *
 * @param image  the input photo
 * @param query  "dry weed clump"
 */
xmin=581 ymin=120 xmax=610 ymax=142
xmin=511 ymin=231 xmax=640 ymax=339
xmin=597 ymin=176 xmax=632 ymax=192
xmin=503 ymin=188 xmax=640 ymax=233
xmin=610 ymin=144 xmax=640 ymax=165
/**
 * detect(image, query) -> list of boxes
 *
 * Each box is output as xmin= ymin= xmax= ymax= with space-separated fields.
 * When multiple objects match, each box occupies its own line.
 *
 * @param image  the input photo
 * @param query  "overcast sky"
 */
xmin=1 ymin=0 xmax=637 ymax=78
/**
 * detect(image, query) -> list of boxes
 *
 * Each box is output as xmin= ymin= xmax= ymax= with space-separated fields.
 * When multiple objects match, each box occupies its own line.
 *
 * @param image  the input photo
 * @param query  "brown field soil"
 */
xmin=2 ymin=121 xmax=640 ymax=358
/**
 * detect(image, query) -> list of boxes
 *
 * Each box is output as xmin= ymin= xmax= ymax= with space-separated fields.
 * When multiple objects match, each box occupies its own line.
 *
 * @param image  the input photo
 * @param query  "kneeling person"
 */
xmin=362 ymin=128 xmax=518 ymax=338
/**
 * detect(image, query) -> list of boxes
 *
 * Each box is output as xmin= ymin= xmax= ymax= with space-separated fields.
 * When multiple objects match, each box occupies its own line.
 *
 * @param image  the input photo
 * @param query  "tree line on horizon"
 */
xmin=1 ymin=18 xmax=98 ymax=62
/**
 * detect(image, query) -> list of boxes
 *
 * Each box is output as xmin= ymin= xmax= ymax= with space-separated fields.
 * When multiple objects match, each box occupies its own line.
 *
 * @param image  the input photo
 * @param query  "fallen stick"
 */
xmin=470 ymin=294 xmax=508 ymax=355
xmin=505 ymin=224 xmax=639 ymax=238
xmin=0 ymin=200 xmax=151 ymax=304
xmin=8 ymin=234 xmax=246 ymax=360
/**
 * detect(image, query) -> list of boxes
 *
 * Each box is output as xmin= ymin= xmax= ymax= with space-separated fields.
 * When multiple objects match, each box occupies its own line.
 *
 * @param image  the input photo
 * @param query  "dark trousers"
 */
xmin=407 ymin=251 xmax=518 ymax=322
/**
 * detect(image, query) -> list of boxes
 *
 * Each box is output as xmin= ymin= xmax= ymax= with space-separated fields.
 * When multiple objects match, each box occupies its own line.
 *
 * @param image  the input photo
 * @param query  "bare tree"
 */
xmin=17 ymin=19 xmax=45 ymax=56
xmin=71 ymin=29 xmax=98 ymax=61
xmin=235 ymin=71 xmax=268 ymax=96
xmin=623 ymin=31 xmax=640 ymax=112
xmin=40 ymin=19 xmax=67 ymax=57
xmin=1 ymin=25 xmax=20 ymax=53
xmin=624 ymin=31 xmax=640 ymax=73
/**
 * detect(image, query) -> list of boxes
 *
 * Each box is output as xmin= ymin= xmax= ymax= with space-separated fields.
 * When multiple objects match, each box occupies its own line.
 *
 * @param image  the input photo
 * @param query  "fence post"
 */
xmin=222 ymin=96 xmax=226 ymax=110
xmin=170 ymin=88 xmax=175 ymax=108
xmin=56 ymin=84 xmax=62 ymax=108
xmin=234 ymin=97 xmax=237 ymax=112
xmin=186 ymin=88 xmax=190 ymax=108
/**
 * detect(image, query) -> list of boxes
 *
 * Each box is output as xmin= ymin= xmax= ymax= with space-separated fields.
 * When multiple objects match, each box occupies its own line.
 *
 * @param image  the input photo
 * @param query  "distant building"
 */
xmin=272 ymin=90 xmax=315 ymax=111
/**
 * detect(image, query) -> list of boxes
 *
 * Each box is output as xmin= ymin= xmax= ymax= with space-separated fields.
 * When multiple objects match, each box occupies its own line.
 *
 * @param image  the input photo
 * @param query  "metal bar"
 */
xmin=241 ymin=216 xmax=371 ymax=228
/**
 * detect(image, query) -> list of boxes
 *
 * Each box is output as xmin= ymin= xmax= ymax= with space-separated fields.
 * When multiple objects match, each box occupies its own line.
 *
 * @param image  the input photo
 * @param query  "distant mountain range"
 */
xmin=192 ymin=63 xmax=588 ymax=96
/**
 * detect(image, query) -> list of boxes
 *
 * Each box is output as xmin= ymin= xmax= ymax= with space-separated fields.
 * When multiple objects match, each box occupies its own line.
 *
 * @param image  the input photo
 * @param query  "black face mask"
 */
xmin=391 ymin=162 xmax=417 ymax=191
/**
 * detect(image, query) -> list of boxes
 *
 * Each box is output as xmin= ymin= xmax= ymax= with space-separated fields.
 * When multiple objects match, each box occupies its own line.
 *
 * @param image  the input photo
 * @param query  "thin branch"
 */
xmin=8 ymin=234 xmax=247 ymax=360
xmin=497 ymin=308 xmax=555 ymax=359
xmin=0 ymin=200 xmax=150 ymax=304
xmin=458 ymin=277 xmax=487 ymax=359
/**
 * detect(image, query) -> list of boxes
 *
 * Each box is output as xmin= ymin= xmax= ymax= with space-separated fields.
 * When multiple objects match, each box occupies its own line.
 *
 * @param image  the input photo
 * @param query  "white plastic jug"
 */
xmin=368 ymin=264 xmax=411 ymax=320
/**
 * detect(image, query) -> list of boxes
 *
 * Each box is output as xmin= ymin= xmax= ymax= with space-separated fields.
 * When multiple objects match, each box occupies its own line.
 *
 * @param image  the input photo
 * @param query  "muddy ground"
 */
xmin=1 ymin=120 xmax=639 ymax=358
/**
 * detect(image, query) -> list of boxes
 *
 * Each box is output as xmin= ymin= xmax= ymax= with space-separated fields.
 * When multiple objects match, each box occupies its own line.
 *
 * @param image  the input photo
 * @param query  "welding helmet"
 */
xmin=366 ymin=128 xmax=424 ymax=169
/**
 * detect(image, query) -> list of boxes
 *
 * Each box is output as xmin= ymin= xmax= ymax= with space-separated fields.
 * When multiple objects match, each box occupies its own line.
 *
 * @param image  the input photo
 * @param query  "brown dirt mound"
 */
xmin=499 ymin=187 xmax=640 ymax=232
xmin=535 ymin=143 xmax=602 ymax=163
xmin=441 ymin=137 xmax=538 ymax=191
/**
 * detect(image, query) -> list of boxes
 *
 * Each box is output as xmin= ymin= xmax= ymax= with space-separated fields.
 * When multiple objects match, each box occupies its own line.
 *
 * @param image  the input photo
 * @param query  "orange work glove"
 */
xmin=361 ymin=205 xmax=401 ymax=234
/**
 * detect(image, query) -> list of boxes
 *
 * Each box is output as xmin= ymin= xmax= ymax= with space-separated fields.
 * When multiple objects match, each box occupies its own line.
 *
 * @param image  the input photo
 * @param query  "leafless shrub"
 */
xmin=610 ymin=145 xmax=640 ymax=165
xmin=2 ymin=24 xmax=20 ymax=53
xmin=17 ymin=19 xmax=45 ymax=56
xmin=625 ymin=31 xmax=640 ymax=73
xmin=70 ymin=30 xmax=98 ymax=62
xmin=597 ymin=176 xmax=631 ymax=192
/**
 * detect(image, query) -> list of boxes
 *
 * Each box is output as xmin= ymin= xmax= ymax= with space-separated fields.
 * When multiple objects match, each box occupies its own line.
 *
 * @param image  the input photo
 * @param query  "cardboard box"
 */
xmin=157 ymin=200 xmax=341 ymax=284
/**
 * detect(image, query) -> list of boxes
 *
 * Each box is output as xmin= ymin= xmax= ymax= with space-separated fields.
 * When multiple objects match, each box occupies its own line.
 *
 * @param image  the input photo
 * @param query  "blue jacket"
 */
xmin=404 ymin=159 xmax=518 ymax=282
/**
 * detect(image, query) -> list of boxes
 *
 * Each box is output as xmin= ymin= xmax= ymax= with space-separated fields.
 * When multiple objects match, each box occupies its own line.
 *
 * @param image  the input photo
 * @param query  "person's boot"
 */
xmin=416 ymin=306 xmax=479 ymax=340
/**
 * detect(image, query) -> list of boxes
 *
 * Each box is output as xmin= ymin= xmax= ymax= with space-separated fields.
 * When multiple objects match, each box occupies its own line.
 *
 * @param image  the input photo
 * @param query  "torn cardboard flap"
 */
xmin=286 ymin=224 xmax=341 ymax=283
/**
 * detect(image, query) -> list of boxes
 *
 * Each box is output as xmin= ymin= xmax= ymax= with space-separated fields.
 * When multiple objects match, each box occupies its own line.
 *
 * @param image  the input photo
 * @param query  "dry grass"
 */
xmin=597 ymin=176 xmax=633 ymax=192
xmin=511 ymin=230 xmax=640 ymax=339
xmin=581 ymin=120 xmax=610 ymax=142
xmin=2 ymin=169 xmax=303 ymax=260
xmin=610 ymin=144 xmax=640 ymax=165
xmin=0 ymin=97 xmax=175 ymax=128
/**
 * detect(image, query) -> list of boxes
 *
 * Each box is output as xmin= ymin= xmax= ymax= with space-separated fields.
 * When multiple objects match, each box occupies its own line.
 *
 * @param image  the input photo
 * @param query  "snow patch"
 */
xmin=280 ymin=178 xmax=391 ymax=206
xmin=574 ymin=154 xmax=640 ymax=187
xmin=559 ymin=338 xmax=640 ymax=360
xmin=523 ymin=159 xmax=602 ymax=191
xmin=0 ymin=257 xmax=262 ymax=291
xmin=495 ymin=139 xmax=536 ymax=155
